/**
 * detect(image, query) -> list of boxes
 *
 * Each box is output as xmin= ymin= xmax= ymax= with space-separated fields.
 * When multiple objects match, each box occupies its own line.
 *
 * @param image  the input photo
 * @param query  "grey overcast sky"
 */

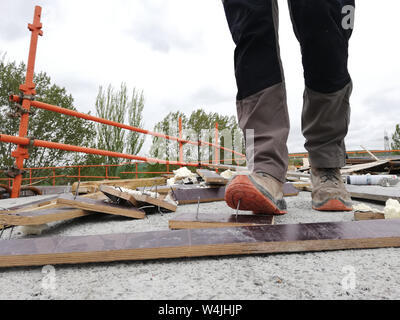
xmin=1 ymin=0 xmax=399 ymax=156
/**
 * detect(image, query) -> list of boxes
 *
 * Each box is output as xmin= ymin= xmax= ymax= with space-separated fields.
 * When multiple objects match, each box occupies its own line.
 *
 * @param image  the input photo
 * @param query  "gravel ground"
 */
xmin=0 ymin=191 xmax=399 ymax=300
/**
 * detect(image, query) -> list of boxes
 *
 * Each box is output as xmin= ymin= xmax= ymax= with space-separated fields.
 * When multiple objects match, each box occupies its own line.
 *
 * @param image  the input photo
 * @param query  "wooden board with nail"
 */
xmin=169 ymin=212 xmax=274 ymax=230
xmin=1 ymin=219 xmax=400 ymax=268
xmin=56 ymin=194 xmax=146 ymax=219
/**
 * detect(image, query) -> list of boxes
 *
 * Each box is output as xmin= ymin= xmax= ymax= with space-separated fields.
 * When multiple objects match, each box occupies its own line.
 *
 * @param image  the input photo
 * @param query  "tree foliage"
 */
xmin=92 ymin=83 xmax=146 ymax=165
xmin=149 ymin=109 xmax=245 ymax=165
xmin=0 ymin=56 xmax=95 ymax=170
xmin=392 ymin=124 xmax=400 ymax=150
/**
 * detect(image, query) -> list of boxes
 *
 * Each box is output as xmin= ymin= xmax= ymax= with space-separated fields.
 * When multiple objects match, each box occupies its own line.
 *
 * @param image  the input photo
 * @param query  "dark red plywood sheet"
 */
xmin=1 ymin=220 xmax=400 ymax=268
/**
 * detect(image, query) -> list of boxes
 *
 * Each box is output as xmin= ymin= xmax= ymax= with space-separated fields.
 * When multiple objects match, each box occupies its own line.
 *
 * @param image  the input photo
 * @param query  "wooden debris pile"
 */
xmin=1 ymin=162 xmax=399 ymax=269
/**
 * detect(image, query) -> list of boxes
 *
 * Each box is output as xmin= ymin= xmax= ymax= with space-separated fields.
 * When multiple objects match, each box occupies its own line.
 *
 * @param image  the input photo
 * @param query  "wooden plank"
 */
xmin=283 ymin=183 xmax=299 ymax=197
xmin=56 ymin=195 xmax=145 ymax=219
xmin=346 ymin=185 xmax=400 ymax=203
xmin=172 ymin=182 xmax=299 ymax=205
xmin=341 ymin=160 xmax=389 ymax=174
xmin=100 ymin=185 xmax=177 ymax=212
xmin=354 ymin=211 xmax=385 ymax=221
xmin=1 ymin=219 xmax=400 ymax=268
xmin=291 ymin=181 xmax=312 ymax=191
xmin=0 ymin=207 xmax=91 ymax=226
xmin=99 ymin=185 xmax=139 ymax=206
xmin=196 ymin=169 xmax=228 ymax=185
xmin=71 ymin=177 xmax=167 ymax=194
xmin=169 ymin=212 xmax=274 ymax=230
xmin=173 ymin=187 xmax=226 ymax=204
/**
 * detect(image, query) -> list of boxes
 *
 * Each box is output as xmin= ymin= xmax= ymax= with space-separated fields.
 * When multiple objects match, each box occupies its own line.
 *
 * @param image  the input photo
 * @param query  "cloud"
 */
xmin=0 ymin=1 xmax=60 ymax=41
xmin=126 ymin=1 xmax=204 ymax=53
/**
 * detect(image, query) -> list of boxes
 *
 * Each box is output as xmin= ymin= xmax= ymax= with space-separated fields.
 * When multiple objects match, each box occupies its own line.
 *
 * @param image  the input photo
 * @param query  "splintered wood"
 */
xmin=99 ymin=185 xmax=177 ymax=212
xmin=1 ymin=219 xmax=400 ymax=268
xmin=57 ymin=195 xmax=145 ymax=219
xmin=169 ymin=212 xmax=274 ymax=230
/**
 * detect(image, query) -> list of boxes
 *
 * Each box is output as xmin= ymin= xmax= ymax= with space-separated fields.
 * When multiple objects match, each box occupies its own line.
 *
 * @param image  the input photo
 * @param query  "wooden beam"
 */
xmin=346 ymin=185 xmax=400 ymax=203
xmin=169 ymin=212 xmax=274 ymax=230
xmin=354 ymin=211 xmax=385 ymax=221
xmin=56 ymin=195 xmax=145 ymax=219
xmin=0 ymin=207 xmax=90 ymax=226
xmin=1 ymin=219 xmax=400 ymax=268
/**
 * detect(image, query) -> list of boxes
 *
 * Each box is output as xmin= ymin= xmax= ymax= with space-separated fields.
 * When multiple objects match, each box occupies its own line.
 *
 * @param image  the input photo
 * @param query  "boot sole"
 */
xmin=225 ymin=175 xmax=287 ymax=215
xmin=313 ymin=199 xmax=353 ymax=212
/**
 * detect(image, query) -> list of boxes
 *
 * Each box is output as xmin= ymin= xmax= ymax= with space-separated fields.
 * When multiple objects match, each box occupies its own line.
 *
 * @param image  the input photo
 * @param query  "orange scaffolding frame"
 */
xmin=1 ymin=7 xmax=399 ymax=198
xmin=0 ymin=6 xmax=246 ymax=198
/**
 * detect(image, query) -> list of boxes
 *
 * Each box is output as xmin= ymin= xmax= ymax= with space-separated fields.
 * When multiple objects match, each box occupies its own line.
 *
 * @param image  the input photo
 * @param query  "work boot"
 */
xmin=311 ymin=168 xmax=353 ymax=211
xmin=225 ymin=172 xmax=287 ymax=215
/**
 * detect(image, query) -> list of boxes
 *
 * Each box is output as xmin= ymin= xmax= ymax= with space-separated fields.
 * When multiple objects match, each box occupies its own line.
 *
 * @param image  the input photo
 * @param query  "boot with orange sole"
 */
xmin=311 ymin=168 xmax=353 ymax=211
xmin=225 ymin=172 xmax=287 ymax=215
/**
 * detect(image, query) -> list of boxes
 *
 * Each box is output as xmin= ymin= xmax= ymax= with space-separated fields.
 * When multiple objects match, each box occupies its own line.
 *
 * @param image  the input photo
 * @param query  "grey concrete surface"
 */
xmin=0 ymin=191 xmax=399 ymax=300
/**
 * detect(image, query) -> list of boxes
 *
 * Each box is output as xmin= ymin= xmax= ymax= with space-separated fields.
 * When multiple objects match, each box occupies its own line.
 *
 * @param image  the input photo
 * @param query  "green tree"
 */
xmin=93 ymin=83 xmax=146 ymax=165
xmin=392 ymin=124 xmax=400 ymax=150
xmin=149 ymin=111 xmax=187 ymax=161
xmin=127 ymin=88 xmax=145 ymax=156
xmin=149 ymin=108 xmax=245 ymax=166
xmin=0 ymin=56 xmax=95 ymax=172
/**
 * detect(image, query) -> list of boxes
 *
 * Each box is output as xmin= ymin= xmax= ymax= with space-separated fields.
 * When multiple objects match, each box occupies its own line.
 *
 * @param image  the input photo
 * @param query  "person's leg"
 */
xmin=288 ymin=0 xmax=355 ymax=211
xmin=222 ymin=0 xmax=289 ymax=214
xmin=223 ymin=0 xmax=290 ymax=183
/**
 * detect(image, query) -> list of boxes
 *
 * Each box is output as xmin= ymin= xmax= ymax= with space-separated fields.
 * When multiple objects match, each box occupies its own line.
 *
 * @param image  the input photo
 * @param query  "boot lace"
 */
xmin=320 ymin=168 xmax=340 ymax=184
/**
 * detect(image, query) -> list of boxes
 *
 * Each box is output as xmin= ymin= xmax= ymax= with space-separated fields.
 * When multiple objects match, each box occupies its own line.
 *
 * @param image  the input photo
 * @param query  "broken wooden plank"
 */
xmin=346 ymin=185 xmax=400 ymax=203
xmin=0 ymin=207 xmax=90 ymax=226
xmin=56 ymin=195 xmax=145 ymax=219
xmin=99 ymin=185 xmax=139 ymax=206
xmin=100 ymin=185 xmax=177 ymax=212
xmin=354 ymin=211 xmax=385 ymax=221
xmin=169 ymin=212 xmax=274 ymax=230
xmin=196 ymin=169 xmax=228 ymax=185
xmin=1 ymin=219 xmax=400 ymax=268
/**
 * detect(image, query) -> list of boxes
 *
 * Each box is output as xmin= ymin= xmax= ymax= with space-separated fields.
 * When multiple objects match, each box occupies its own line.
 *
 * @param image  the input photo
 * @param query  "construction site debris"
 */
xmin=347 ymin=175 xmax=399 ymax=186
xmin=169 ymin=212 xmax=274 ymax=230
xmin=384 ymin=199 xmax=400 ymax=220
xmin=220 ymin=169 xmax=237 ymax=180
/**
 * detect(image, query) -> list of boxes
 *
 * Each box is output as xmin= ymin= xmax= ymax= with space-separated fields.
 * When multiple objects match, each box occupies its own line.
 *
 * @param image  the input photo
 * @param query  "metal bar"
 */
xmin=10 ymin=6 xmax=43 ymax=198
xmin=214 ymin=122 xmax=219 ymax=173
xmin=179 ymin=117 xmax=183 ymax=164
xmin=9 ymin=96 xmax=245 ymax=158
xmin=0 ymin=134 xmax=202 ymax=167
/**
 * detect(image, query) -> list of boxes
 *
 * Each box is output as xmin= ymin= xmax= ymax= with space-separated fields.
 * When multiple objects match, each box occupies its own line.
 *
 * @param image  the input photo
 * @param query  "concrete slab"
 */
xmin=0 ymin=191 xmax=399 ymax=300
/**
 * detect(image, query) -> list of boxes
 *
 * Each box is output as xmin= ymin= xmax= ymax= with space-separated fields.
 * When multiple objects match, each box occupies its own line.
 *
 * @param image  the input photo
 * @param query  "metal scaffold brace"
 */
xmin=9 ymin=6 xmax=43 ymax=198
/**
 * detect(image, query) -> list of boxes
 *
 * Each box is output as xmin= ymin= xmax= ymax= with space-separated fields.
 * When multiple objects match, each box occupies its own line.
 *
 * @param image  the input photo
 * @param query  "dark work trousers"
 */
xmin=223 ymin=0 xmax=355 ymax=183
